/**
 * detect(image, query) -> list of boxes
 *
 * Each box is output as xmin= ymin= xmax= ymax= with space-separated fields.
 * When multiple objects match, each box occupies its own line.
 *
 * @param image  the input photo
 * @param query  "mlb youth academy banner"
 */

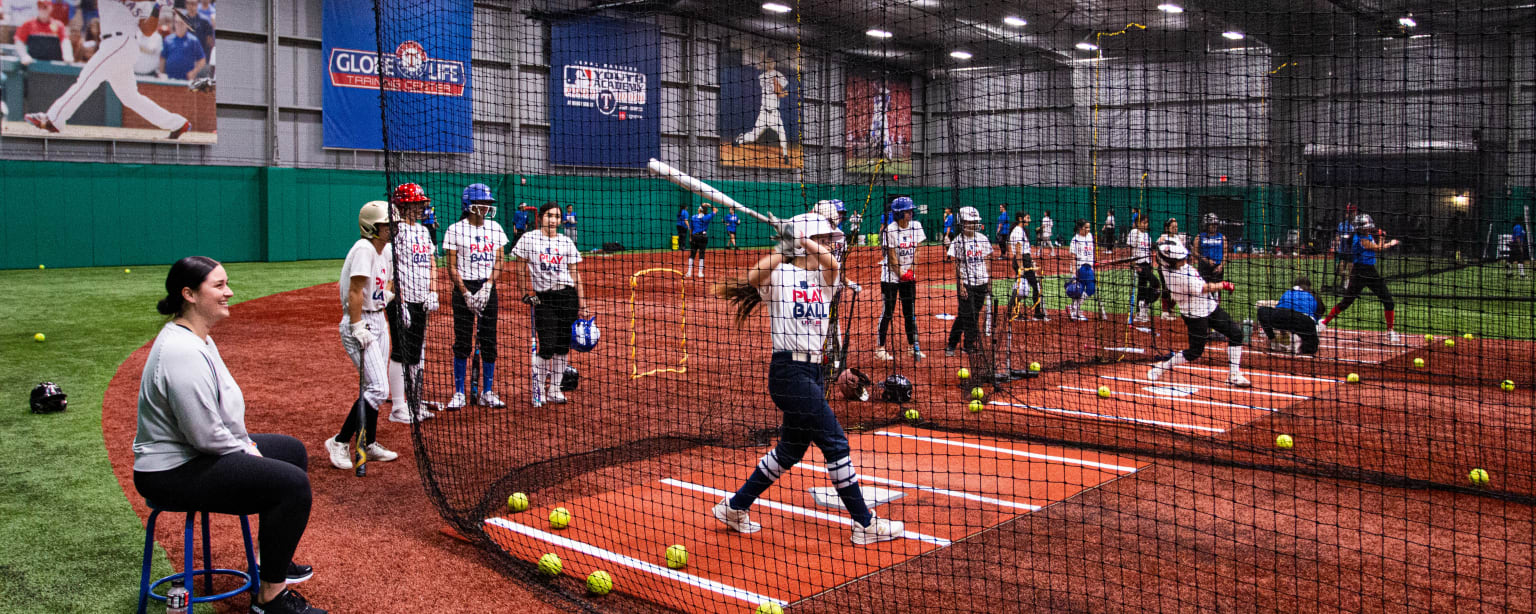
xmin=322 ymin=0 xmax=472 ymax=152
xmin=549 ymin=17 xmax=659 ymax=168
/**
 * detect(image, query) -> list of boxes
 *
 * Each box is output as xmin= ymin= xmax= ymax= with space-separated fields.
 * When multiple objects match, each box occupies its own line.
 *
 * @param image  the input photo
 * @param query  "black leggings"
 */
xmin=534 ymin=287 xmax=579 ymax=359
xmin=1257 ymin=306 xmax=1320 ymax=354
xmin=451 ymin=279 xmax=498 ymax=363
xmin=134 ymin=434 xmax=311 ymax=585
xmin=878 ymin=280 xmax=918 ymax=347
xmin=1334 ymin=263 xmax=1395 ymax=313
xmin=689 ymin=233 xmax=709 ymax=259
xmin=1135 ymin=262 xmax=1161 ymax=304
xmin=676 ymin=225 xmax=691 ymax=248
xmin=1180 ymin=306 xmax=1244 ymax=361
xmin=947 ymin=283 xmax=989 ymax=351
xmin=386 ymin=300 xmax=428 ymax=365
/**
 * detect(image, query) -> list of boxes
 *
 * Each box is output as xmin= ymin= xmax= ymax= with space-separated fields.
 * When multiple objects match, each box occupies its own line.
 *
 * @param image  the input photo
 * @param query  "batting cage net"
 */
xmin=372 ymin=1 xmax=1536 ymax=612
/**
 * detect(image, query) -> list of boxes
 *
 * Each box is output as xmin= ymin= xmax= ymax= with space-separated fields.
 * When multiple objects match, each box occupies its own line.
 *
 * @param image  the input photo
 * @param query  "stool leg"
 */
xmin=137 ymin=510 xmax=160 ymax=614
xmin=201 ymin=511 xmax=213 ymax=594
xmin=240 ymin=515 xmax=258 ymax=601
xmin=183 ymin=512 xmax=196 ymax=604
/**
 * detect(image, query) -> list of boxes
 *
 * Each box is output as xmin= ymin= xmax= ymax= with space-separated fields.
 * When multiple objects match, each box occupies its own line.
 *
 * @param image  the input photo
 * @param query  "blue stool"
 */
xmin=136 ymin=500 xmax=259 ymax=614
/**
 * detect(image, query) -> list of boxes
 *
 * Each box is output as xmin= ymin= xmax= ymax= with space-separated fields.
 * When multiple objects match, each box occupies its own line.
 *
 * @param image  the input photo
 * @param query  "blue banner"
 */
xmin=549 ymin=17 xmax=660 ymax=168
xmin=321 ymin=0 xmax=472 ymax=152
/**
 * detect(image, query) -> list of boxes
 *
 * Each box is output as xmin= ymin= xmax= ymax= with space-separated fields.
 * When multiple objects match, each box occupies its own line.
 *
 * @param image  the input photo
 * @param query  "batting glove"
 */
xmin=900 ymin=269 xmax=916 ymax=283
xmin=382 ymin=289 xmax=396 ymax=305
xmin=521 ymin=293 xmax=541 ymax=306
xmin=350 ymin=321 xmax=377 ymax=349
xmin=1219 ymin=281 xmax=1236 ymax=293
xmin=846 ymin=281 xmax=863 ymax=294
xmin=424 ymin=291 xmax=439 ymax=312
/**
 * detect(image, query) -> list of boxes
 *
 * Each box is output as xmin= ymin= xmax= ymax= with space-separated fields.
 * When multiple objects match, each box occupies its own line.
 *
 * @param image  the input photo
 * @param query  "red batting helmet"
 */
xmin=392 ymin=183 xmax=429 ymax=204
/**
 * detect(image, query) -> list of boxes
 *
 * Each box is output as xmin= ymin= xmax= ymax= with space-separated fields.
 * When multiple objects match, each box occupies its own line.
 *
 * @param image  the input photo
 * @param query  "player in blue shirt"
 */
xmin=1508 ymin=220 xmax=1529 ymax=278
xmin=1320 ymin=213 xmax=1401 ymax=343
xmin=1195 ymin=213 xmax=1227 ymax=286
xmin=675 ymin=204 xmax=691 ymax=251
xmin=941 ymin=208 xmax=956 ymax=249
xmin=684 ymin=204 xmax=716 ymax=279
xmin=725 ymin=211 xmax=741 ymax=250
xmin=1257 ymin=276 xmax=1326 ymax=355
xmin=562 ymin=205 xmax=579 ymax=248
xmin=512 ymin=204 xmax=531 ymax=245
xmin=995 ymin=205 xmax=1011 ymax=248
xmin=1332 ymin=204 xmax=1357 ymax=288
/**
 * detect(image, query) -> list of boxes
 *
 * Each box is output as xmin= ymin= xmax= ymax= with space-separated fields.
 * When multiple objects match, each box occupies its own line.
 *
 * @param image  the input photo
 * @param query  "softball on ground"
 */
xmin=1413 ymin=358 xmax=1425 ymax=368
xmin=38 ymin=264 xmax=44 ymax=269
xmin=1501 ymin=380 xmax=1515 ymax=392
xmin=1445 ymin=339 xmax=1456 ymax=348
xmin=970 ymin=387 xmax=985 ymax=400
xmin=957 ymin=367 xmax=971 ymax=380
xmin=903 ymin=408 xmax=921 ymax=421
xmin=1275 ymin=434 xmax=1294 ymax=449
xmin=1469 ymin=468 xmax=1490 ymax=487
xmin=537 ymin=553 xmax=562 ymax=576
xmin=33 ymin=333 xmax=45 ymax=342
xmin=507 ymin=492 xmax=529 ymax=512
xmin=1346 ymin=373 xmax=1360 ymax=383
xmin=756 ymin=603 xmax=785 ymax=614
xmin=1097 ymin=385 xmax=1111 ymax=398
xmin=1463 ymin=333 xmax=1474 ymax=340
xmin=1029 ymin=361 xmax=1042 ymax=372
xmin=549 ymin=507 xmax=571 ymax=529
xmin=586 ymin=570 xmax=613 ymax=595
xmin=124 ymin=268 xmax=131 ymax=274
xmin=1423 ymin=334 xmax=1433 ymax=342
xmin=968 ymin=400 xmax=984 ymax=413
xmin=665 ymin=544 xmax=688 ymax=569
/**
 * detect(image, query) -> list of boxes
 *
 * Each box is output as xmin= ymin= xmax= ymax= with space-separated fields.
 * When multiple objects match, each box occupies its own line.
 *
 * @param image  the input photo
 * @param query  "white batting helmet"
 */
xmin=359 ymin=200 xmax=400 ymax=239
xmin=784 ymin=212 xmax=844 ymax=257
xmin=1157 ymin=240 xmax=1190 ymax=262
xmin=813 ymin=199 xmax=844 ymax=225
xmin=958 ymin=206 xmax=982 ymax=223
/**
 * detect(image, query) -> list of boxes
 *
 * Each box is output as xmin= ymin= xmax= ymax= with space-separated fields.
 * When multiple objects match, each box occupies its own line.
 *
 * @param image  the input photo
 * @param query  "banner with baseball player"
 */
xmin=322 ymin=0 xmax=473 ymax=152
xmin=6 ymin=0 xmax=217 ymax=143
xmin=548 ymin=16 xmax=660 ymax=168
xmin=717 ymin=43 xmax=801 ymax=169
xmin=844 ymin=74 xmax=913 ymax=175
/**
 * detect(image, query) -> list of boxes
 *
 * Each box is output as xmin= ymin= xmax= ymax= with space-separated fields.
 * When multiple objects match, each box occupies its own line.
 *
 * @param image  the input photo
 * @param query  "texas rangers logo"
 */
xmin=329 ymin=41 xmax=467 ymax=96
xmin=562 ymin=62 xmax=647 ymax=118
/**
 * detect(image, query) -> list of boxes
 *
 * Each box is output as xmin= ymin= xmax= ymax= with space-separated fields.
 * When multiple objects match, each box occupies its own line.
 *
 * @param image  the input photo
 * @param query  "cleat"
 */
xmin=25 ymin=113 xmax=59 ymax=133
xmin=479 ymin=391 xmax=506 ymax=408
xmin=168 ymin=121 xmax=191 ymax=140
xmin=363 ymin=442 xmax=398 ymax=462
xmin=944 ymin=347 xmax=956 ymax=357
xmin=546 ymin=389 xmax=567 ymax=404
xmin=1315 ymin=322 xmax=1328 ymax=334
xmin=911 ymin=344 xmax=925 ymax=359
xmin=1227 ymin=373 xmax=1252 ymax=388
xmin=851 ymin=517 xmax=904 ymax=545
xmin=446 ymin=392 xmax=466 ymax=410
xmin=1147 ymin=366 xmax=1165 ymax=381
xmin=1161 ymin=312 xmax=1177 ymax=321
xmin=874 ymin=347 xmax=894 ymax=361
xmin=324 ymin=437 xmax=352 ymax=470
xmin=1387 ymin=331 xmax=1401 ymax=345
xmin=712 ymin=497 xmax=761 ymax=534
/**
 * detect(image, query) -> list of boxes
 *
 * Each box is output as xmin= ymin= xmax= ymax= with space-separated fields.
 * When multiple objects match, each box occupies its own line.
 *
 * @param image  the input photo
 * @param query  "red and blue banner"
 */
xmin=549 ymin=17 xmax=660 ymax=168
xmin=322 ymin=0 xmax=472 ymax=152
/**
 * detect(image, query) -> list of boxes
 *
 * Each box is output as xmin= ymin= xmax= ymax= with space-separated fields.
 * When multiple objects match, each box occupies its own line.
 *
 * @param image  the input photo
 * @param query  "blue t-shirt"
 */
xmin=725 ymin=213 xmax=739 ymax=232
xmin=943 ymin=214 xmax=955 ymax=233
xmin=563 ymin=211 xmax=577 ymax=229
xmin=677 ymin=209 xmax=690 ymax=226
xmin=161 ymin=33 xmax=206 ymax=79
xmin=996 ymin=212 xmax=1010 ymax=234
xmin=1352 ymin=234 xmax=1377 ymax=266
xmin=1276 ymin=288 xmax=1322 ymax=319
xmin=1197 ymin=232 xmax=1225 ymax=264
xmin=689 ymin=211 xmax=714 ymax=234
xmin=512 ymin=209 xmax=529 ymax=231
xmin=1335 ymin=221 xmax=1355 ymax=255
xmin=1515 ymin=224 xmax=1527 ymax=244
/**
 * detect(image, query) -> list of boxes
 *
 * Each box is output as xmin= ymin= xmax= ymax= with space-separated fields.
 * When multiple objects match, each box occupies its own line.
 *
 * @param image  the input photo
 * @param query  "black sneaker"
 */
xmin=251 ymin=588 xmax=327 ymax=614
xmin=286 ymin=561 xmax=313 ymax=583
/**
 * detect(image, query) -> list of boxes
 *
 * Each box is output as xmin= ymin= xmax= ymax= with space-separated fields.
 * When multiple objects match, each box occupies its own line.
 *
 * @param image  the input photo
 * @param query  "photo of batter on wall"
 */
xmin=717 ymin=42 xmax=801 ymax=169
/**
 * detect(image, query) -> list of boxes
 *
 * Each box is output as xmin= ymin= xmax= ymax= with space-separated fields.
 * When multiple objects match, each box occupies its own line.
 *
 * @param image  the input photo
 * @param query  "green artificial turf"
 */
xmin=0 ymin=260 xmax=340 ymax=614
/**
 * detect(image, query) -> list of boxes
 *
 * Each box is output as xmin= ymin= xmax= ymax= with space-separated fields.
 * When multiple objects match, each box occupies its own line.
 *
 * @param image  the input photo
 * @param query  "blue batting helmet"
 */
xmin=1064 ymin=279 xmax=1084 ymax=300
xmin=891 ymin=197 xmax=915 ymax=213
xmin=571 ymin=316 xmax=601 ymax=352
xmin=462 ymin=183 xmax=495 ymax=207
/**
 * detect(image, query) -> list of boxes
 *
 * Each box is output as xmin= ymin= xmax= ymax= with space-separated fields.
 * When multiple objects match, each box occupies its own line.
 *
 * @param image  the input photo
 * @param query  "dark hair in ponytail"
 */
xmin=157 ymin=256 xmax=221 ymax=316
xmin=713 ymin=277 xmax=763 ymax=327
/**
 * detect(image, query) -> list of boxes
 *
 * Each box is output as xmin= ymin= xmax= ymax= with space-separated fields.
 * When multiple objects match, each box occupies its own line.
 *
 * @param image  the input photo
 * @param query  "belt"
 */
xmin=774 ymin=350 xmax=822 ymax=364
xmin=102 ymin=31 xmax=125 ymax=40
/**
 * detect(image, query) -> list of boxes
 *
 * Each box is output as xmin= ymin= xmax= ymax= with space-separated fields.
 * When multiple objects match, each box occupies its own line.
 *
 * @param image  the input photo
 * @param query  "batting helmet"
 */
xmin=891 ymin=196 xmax=915 ymax=214
xmin=783 ymin=212 xmax=844 ymax=257
xmin=813 ymin=199 xmax=845 ymax=225
xmin=571 ymin=316 xmax=601 ymax=352
xmin=879 ymin=374 xmax=913 ymax=403
xmin=561 ymin=366 xmax=579 ymax=392
xmin=29 ymin=382 xmax=67 ymax=414
xmin=358 ymin=200 xmax=400 ymax=239
xmin=1203 ymin=212 xmax=1220 ymax=226
xmin=958 ymin=206 xmax=981 ymax=224
xmin=1157 ymin=240 xmax=1190 ymax=262
xmin=462 ymin=183 xmax=498 ymax=218
xmin=836 ymin=368 xmax=873 ymax=402
xmin=1064 ymin=279 xmax=1084 ymax=300
xmin=392 ymin=183 xmax=429 ymax=204
xmin=1353 ymin=213 xmax=1375 ymax=232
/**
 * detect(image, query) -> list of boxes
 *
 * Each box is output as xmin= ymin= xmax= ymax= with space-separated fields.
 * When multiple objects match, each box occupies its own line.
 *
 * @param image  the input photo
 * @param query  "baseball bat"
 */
xmin=526 ymin=296 xmax=543 ymax=408
xmin=647 ymin=159 xmax=779 ymax=228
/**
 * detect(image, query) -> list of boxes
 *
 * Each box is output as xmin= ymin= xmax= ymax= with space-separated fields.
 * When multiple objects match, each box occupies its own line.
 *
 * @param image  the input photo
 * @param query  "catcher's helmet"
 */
xmin=358 ymin=200 xmax=400 ymax=239
xmin=30 ymin=382 xmax=67 ymax=414
xmin=880 ymin=374 xmax=914 ymax=403
xmin=836 ymin=368 xmax=873 ymax=402
xmin=891 ymin=196 xmax=916 ymax=213
xmin=1064 ymin=279 xmax=1084 ymax=300
xmin=571 ymin=316 xmax=601 ymax=353
xmin=392 ymin=183 xmax=429 ymax=204
xmin=561 ymin=366 xmax=579 ymax=392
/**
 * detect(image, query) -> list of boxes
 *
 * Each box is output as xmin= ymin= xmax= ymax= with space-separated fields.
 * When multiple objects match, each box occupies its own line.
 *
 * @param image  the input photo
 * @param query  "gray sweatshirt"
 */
xmin=133 ymin=322 xmax=252 ymax=472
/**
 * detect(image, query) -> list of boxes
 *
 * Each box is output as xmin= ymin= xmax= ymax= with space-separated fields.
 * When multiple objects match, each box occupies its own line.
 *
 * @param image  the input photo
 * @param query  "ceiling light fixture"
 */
xmin=1157 ymin=3 xmax=1183 ymax=13
xmin=866 ymin=28 xmax=893 ymax=39
xmin=950 ymin=50 xmax=973 ymax=59
xmin=1398 ymin=15 xmax=1417 ymax=28
xmin=1075 ymin=41 xmax=1099 ymax=51
xmin=1221 ymin=31 xmax=1245 ymax=40
xmin=762 ymin=3 xmax=792 ymax=13
xmin=1003 ymin=16 xmax=1027 ymax=27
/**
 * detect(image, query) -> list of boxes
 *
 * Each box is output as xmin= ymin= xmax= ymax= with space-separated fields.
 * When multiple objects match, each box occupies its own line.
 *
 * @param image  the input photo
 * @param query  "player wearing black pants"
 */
xmin=947 ymin=207 xmax=992 ymax=354
xmin=1145 ymin=242 xmax=1252 ymax=388
xmin=511 ymin=202 xmax=591 ymax=404
xmin=1257 ymin=276 xmax=1324 ymax=355
xmin=443 ymin=187 xmax=510 ymax=409
xmin=1319 ymin=213 xmax=1400 ymax=343
xmin=876 ymin=197 xmax=927 ymax=360
xmin=451 ymin=279 xmax=499 ymax=369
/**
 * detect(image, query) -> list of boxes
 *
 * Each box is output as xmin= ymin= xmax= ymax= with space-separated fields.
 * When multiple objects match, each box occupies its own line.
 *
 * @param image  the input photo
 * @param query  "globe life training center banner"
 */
xmin=549 ymin=17 xmax=660 ymax=168
xmin=322 ymin=0 xmax=472 ymax=152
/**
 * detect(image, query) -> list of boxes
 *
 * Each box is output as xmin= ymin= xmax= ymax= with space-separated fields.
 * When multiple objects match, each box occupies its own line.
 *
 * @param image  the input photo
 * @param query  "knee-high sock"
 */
xmin=483 ymin=362 xmax=496 ymax=392
xmin=531 ymin=356 xmax=549 ymax=391
xmin=388 ymin=361 xmax=407 ymax=409
xmin=685 ymin=258 xmax=693 ymax=276
xmin=1227 ymin=345 xmax=1243 ymax=375
xmin=827 ymin=455 xmax=874 ymax=527
xmin=1072 ymin=297 xmax=1084 ymax=314
xmin=697 ymin=259 xmax=704 ymax=278
xmin=1321 ymin=305 xmax=1342 ymax=325
xmin=453 ymin=357 xmax=467 ymax=394
xmin=731 ymin=450 xmax=793 ymax=510
xmin=549 ymin=355 xmax=567 ymax=391
xmin=1383 ymin=310 xmax=1395 ymax=331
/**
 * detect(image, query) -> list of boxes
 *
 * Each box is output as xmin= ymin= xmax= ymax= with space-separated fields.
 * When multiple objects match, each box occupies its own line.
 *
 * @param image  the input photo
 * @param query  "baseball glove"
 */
xmin=188 ymin=77 xmax=215 ymax=93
